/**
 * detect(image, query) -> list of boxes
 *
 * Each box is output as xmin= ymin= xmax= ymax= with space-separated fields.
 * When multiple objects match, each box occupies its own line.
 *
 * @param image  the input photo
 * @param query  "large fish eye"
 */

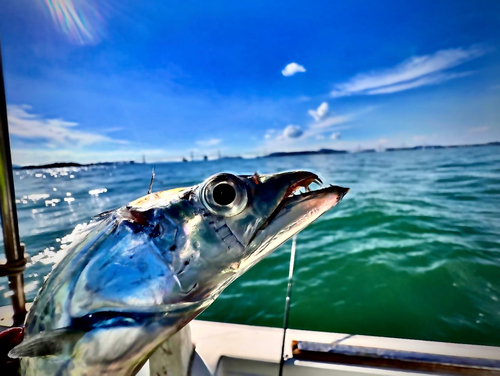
xmin=200 ymin=173 xmax=248 ymax=216
xmin=213 ymin=183 xmax=236 ymax=205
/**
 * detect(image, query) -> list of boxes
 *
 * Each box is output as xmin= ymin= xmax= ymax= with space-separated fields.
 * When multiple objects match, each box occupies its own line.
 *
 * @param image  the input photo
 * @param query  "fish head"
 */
xmin=142 ymin=170 xmax=349 ymax=305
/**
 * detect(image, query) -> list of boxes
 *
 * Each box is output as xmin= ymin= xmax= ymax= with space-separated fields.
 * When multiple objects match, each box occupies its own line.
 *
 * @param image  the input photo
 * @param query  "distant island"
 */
xmin=181 ymin=156 xmax=243 ymax=162
xmin=263 ymin=141 xmax=499 ymax=158
xmin=219 ymin=156 xmax=243 ymax=160
xmin=264 ymin=148 xmax=348 ymax=158
xmin=384 ymin=141 xmax=500 ymax=152
xmin=19 ymin=161 xmax=136 ymax=170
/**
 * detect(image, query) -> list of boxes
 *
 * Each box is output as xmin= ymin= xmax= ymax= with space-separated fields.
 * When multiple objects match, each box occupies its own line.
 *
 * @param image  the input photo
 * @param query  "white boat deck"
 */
xmin=2 ymin=305 xmax=500 ymax=375
xmin=189 ymin=320 xmax=500 ymax=375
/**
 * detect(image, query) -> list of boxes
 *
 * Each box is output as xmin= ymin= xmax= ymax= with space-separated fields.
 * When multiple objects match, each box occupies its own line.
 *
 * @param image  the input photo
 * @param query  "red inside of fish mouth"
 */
xmin=284 ymin=176 xmax=323 ymax=200
xmin=283 ymin=175 xmax=349 ymax=202
xmin=258 ymin=176 xmax=348 ymax=232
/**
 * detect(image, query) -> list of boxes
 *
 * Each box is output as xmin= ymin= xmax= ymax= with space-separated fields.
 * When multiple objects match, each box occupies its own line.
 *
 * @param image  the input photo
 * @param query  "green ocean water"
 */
xmin=4 ymin=146 xmax=500 ymax=346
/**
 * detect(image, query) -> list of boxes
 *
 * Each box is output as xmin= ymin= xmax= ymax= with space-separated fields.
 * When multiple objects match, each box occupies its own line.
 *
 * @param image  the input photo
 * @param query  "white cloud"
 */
xmin=330 ymin=132 xmax=341 ymax=140
xmin=310 ymin=115 xmax=352 ymax=129
xmin=262 ymin=106 xmax=371 ymax=149
xmin=469 ymin=126 xmax=490 ymax=133
xmin=330 ymin=46 xmax=486 ymax=97
xmin=196 ymin=138 xmax=222 ymax=147
xmin=265 ymin=125 xmax=304 ymax=142
xmin=262 ymin=106 xmax=381 ymax=153
xmin=308 ymin=102 xmax=329 ymax=121
xmin=8 ymin=104 xmax=126 ymax=146
xmin=283 ymin=125 xmax=303 ymax=139
xmin=282 ymin=62 xmax=306 ymax=77
xmin=308 ymin=106 xmax=377 ymax=131
xmin=366 ymin=71 xmax=474 ymax=95
xmin=264 ymin=130 xmax=276 ymax=140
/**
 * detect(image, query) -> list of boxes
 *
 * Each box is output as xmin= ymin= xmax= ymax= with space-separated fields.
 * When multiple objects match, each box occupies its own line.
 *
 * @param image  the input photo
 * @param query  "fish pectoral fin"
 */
xmin=8 ymin=328 xmax=85 ymax=358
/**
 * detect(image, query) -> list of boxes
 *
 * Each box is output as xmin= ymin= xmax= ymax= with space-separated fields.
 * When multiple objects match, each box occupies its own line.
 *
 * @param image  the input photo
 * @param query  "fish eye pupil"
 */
xmin=213 ymin=183 xmax=236 ymax=206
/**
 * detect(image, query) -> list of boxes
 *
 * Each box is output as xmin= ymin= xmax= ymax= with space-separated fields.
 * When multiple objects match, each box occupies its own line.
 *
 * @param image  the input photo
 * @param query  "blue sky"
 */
xmin=1 ymin=0 xmax=499 ymax=165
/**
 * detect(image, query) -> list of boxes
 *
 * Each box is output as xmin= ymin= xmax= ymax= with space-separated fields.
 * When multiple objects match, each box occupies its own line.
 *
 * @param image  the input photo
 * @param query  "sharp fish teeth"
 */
xmin=314 ymin=178 xmax=324 ymax=187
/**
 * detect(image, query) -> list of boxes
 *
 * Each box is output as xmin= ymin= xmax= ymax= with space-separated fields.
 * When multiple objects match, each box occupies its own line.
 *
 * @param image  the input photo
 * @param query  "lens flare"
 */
xmin=41 ymin=0 xmax=105 ymax=45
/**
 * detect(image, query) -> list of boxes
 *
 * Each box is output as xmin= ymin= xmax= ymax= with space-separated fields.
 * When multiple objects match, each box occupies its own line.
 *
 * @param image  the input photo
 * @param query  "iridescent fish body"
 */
xmin=10 ymin=171 xmax=348 ymax=376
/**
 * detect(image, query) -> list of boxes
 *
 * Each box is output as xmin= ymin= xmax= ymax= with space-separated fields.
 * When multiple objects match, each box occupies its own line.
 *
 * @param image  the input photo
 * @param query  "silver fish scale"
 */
xmin=205 ymin=214 xmax=244 ymax=254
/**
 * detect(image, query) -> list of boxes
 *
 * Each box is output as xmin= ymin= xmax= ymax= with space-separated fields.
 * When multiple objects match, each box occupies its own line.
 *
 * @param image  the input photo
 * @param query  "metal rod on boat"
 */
xmin=0 ymin=39 xmax=27 ymax=326
xmin=278 ymin=234 xmax=297 ymax=376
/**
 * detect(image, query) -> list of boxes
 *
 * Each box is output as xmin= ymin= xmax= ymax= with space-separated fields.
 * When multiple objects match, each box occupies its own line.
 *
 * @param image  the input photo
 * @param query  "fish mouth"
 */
xmin=260 ymin=172 xmax=349 ymax=232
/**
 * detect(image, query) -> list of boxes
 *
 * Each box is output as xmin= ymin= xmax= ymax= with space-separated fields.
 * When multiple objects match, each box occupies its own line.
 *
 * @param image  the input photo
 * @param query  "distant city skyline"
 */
xmin=1 ymin=0 xmax=499 ymax=165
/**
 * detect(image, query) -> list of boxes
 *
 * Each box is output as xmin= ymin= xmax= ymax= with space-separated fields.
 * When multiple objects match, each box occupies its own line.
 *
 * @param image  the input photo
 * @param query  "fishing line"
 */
xmin=278 ymin=234 xmax=297 ymax=376
xmin=147 ymin=167 xmax=155 ymax=194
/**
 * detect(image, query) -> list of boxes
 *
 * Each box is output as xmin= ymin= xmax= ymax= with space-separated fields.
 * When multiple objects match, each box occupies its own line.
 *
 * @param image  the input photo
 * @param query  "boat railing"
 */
xmin=0 ymin=39 xmax=27 ymax=327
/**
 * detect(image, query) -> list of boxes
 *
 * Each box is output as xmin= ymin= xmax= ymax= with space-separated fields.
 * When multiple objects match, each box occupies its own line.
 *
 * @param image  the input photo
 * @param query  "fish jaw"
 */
xmin=242 ymin=179 xmax=349 ymax=267
xmin=222 ymin=170 xmax=326 ymax=248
